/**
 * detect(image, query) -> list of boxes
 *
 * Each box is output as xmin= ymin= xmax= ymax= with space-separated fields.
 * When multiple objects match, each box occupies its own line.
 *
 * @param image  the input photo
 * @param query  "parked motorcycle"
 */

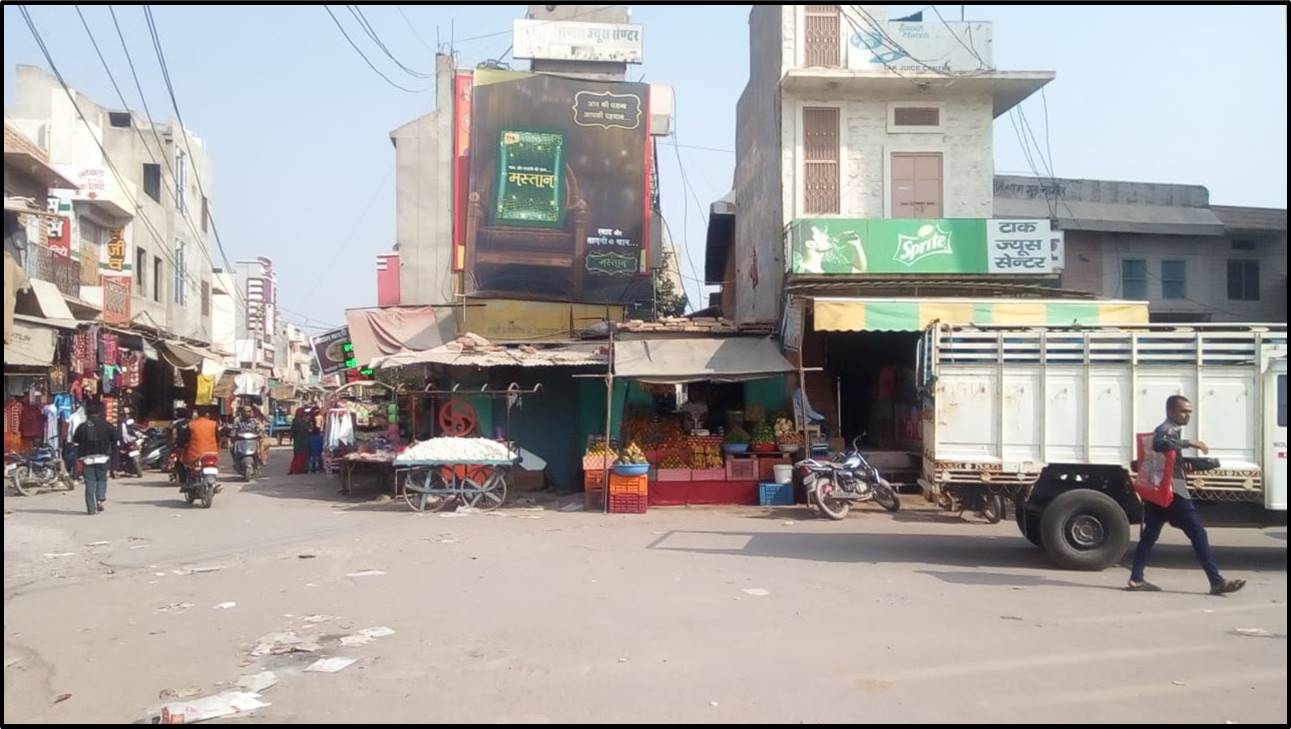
xmin=179 ymin=452 xmax=221 ymax=508
xmin=230 ymin=431 xmax=262 ymax=482
xmin=795 ymin=437 xmax=900 ymax=520
xmin=139 ymin=427 xmax=173 ymax=472
xmin=6 ymin=446 xmax=78 ymax=496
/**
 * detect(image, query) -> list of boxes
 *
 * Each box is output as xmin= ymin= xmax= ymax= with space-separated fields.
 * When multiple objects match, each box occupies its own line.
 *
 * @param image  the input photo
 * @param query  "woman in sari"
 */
xmin=288 ymin=408 xmax=310 ymax=475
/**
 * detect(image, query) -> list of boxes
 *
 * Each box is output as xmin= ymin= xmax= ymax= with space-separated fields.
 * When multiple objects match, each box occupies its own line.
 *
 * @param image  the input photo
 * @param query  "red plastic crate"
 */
xmin=609 ymin=492 xmax=648 ymax=514
xmin=609 ymin=473 xmax=648 ymax=496
xmin=725 ymin=455 xmax=757 ymax=481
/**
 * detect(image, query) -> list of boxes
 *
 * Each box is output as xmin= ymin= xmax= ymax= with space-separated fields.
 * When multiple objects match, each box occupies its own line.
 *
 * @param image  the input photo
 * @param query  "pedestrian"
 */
xmin=308 ymin=426 xmax=324 ymax=473
xmin=288 ymin=408 xmax=310 ymax=475
xmin=1127 ymin=395 xmax=1246 ymax=596
xmin=72 ymin=400 xmax=114 ymax=515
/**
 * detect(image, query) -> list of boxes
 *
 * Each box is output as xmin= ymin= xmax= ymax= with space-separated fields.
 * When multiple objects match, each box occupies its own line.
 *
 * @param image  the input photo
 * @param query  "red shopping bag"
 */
xmin=1133 ymin=432 xmax=1175 ymax=508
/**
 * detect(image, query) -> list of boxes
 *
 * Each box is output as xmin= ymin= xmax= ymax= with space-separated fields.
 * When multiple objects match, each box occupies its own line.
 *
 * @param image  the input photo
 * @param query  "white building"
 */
xmin=723 ymin=5 xmax=1054 ymax=324
xmin=233 ymin=257 xmax=277 ymax=372
xmin=8 ymin=64 xmax=217 ymax=343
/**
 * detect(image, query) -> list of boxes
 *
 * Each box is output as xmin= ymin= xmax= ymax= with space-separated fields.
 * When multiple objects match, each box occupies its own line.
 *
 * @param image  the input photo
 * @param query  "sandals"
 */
xmin=1209 ymin=579 xmax=1246 ymax=596
xmin=1125 ymin=581 xmax=1162 ymax=592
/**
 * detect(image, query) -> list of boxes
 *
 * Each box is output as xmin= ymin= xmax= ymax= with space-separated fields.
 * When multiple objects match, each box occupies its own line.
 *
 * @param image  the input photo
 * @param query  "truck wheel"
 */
xmin=1040 ymin=490 xmax=1129 ymax=571
xmin=1015 ymin=504 xmax=1043 ymax=547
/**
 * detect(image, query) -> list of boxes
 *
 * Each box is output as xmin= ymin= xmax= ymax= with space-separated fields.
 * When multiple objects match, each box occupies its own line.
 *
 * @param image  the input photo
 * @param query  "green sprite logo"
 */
xmin=894 ymin=224 xmax=953 ymax=267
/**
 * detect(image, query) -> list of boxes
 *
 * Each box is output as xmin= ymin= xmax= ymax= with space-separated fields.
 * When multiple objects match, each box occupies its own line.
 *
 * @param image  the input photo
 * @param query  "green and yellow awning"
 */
xmin=812 ymin=297 xmax=1149 ymax=332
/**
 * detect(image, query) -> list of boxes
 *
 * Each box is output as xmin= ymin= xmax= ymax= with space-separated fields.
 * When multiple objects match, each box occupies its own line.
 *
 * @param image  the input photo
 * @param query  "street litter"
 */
xmin=305 ymin=657 xmax=357 ymax=673
xmin=157 ymin=602 xmax=195 ymax=614
xmin=439 ymin=512 xmax=471 ymax=518
xmin=43 ymin=552 xmax=75 ymax=559
xmin=212 ymin=602 xmax=237 ymax=610
xmin=346 ymin=569 xmax=386 ymax=578
xmin=340 ymin=634 xmax=371 ymax=647
xmin=235 ymin=671 xmax=278 ymax=693
xmin=518 ymin=506 xmax=544 ymax=512
xmin=1233 ymin=628 xmax=1274 ymax=638
xmin=174 ymin=565 xmax=225 ymax=575
xmin=53 ymin=693 xmax=72 ymax=704
xmin=85 ymin=540 xmax=111 ymax=547
xmin=130 ymin=545 xmax=150 ymax=550
xmin=358 ymin=626 xmax=396 ymax=639
xmin=301 ymin=614 xmax=336 ymax=623
xmin=780 ymin=521 xmax=796 ymax=526
xmin=559 ymin=503 xmax=584 ymax=512
xmin=999 ymin=615 xmax=1024 ymax=621
xmin=159 ymin=687 xmax=202 ymax=700
xmin=742 ymin=588 xmax=770 ymax=597
xmin=298 ymin=554 xmax=316 ymax=559
xmin=250 ymin=631 xmax=320 ymax=657
xmin=147 ymin=691 xmax=269 ymax=724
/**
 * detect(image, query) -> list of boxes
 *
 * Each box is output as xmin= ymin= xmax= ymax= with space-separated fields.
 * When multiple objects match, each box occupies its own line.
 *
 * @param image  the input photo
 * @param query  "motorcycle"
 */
xmin=230 ymin=431 xmax=262 ymax=482
xmin=179 ymin=452 xmax=221 ymax=508
xmin=6 ymin=446 xmax=78 ymax=496
xmin=139 ymin=427 xmax=173 ymax=472
xmin=116 ymin=423 xmax=146 ymax=478
xmin=795 ymin=437 xmax=900 ymax=520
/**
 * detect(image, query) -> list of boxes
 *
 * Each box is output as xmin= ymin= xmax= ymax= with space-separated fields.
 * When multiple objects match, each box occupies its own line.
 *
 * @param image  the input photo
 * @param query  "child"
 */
xmin=308 ymin=427 xmax=324 ymax=473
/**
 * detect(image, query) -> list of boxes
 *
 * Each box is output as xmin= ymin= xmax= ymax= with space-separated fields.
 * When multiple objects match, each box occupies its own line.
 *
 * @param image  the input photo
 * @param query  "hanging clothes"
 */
xmin=67 ymin=405 xmax=87 ymax=439
xmin=195 ymin=375 xmax=215 ymax=406
xmin=326 ymin=410 xmax=355 ymax=448
xmin=20 ymin=402 xmax=45 ymax=438
xmin=42 ymin=402 xmax=59 ymax=448
xmin=121 ymin=351 xmax=144 ymax=388
xmin=4 ymin=399 xmax=24 ymax=434
xmin=234 ymin=372 xmax=265 ymax=397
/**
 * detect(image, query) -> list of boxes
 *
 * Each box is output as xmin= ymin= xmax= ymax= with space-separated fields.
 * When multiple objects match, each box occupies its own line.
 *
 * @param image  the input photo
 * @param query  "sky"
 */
xmin=4 ymin=4 xmax=1287 ymax=333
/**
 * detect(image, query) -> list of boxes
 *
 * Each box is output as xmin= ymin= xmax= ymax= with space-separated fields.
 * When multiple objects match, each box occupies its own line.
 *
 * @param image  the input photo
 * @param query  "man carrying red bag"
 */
xmin=1127 ymin=395 xmax=1245 ymax=595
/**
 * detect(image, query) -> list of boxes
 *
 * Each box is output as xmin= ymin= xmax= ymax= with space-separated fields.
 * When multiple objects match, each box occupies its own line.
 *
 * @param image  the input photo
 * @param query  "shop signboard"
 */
xmin=310 ymin=327 xmax=353 ymax=377
xmin=99 ymin=224 xmax=133 ymax=277
xmin=789 ymin=218 xmax=1062 ymax=275
xmin=45 ymin=194 xmax=73 ymax=257
xmin=101 ymin=275 xmax=131 ymax=326
xmin=846 ymin=18 xmax=992 ymax=72
xmin=513 ymin=19 xmax=644 ymax=64
xmin=465 ymin=68 xmax=651 ymax=304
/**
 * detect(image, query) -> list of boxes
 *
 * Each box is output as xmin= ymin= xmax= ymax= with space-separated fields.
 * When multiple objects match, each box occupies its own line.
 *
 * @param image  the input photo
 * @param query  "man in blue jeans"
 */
xmin=72 ymin=401 xmax=115 ymax=515
xmin=1128 ymin=395 xmax=1245 ymax=596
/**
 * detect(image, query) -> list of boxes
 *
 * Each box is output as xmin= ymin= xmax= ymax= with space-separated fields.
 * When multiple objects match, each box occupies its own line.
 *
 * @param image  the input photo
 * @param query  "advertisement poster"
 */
xmin=310 ymin=327 xmax=353 ymax=377
xmin=789 ymin=218 xmax=1062 ymax=275
xmin=452 ymin=72 xmax=473 ymax=272
xmin=99 ymin=224 xmax=133 ymax=277
xmin=465 ymin=68 xmax=651 ymax=304
xmin=45 ymin=194 xmax=73 ymax=258
xmin=101 ymin=276 xmax=132 ymax=326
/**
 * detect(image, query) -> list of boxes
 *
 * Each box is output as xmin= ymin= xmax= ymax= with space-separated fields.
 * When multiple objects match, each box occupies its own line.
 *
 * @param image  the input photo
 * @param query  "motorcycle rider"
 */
xmin=231 ymin=405 xmax=266 ymax=474
xmin=171 ymin=408 xmax=191 ymax=483
xmin=116 ymin=409 xmax=143 ymax=478
xmin=183 ymin=407 xmax=220 ymax=483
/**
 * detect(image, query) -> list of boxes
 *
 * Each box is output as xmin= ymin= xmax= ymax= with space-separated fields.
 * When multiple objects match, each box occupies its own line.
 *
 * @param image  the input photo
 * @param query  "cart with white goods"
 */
xmin=394 ymin=437 xmax=521 ymax=512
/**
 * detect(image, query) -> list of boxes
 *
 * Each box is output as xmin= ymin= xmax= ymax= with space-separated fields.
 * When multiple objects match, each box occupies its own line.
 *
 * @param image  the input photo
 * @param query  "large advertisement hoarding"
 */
xmin=465 ymin=69 xmax=651 ymax=304
xmin=310 ymin=327 xmax=353 ymax=377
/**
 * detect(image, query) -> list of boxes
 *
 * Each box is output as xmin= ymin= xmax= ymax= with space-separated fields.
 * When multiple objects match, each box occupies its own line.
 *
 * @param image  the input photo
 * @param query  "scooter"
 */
xmin=6 ymin=446 xmax=78 ymax=496
xmin=179 ymin=452 xmax=221 ymax=508
xmin=230 ymin=431 xmax=262 ymax=482
xmin=795 ymin=437 xmax=900 ymax=520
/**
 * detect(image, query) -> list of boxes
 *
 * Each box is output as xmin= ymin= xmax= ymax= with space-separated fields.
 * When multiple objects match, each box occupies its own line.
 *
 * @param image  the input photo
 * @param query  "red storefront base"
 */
xmin=647 ymin=480 xmax=759 ymax=507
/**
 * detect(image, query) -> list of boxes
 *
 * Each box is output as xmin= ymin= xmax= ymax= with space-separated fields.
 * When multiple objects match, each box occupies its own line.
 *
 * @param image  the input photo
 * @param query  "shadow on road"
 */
xmin=646 ymin=529 xmax=1288 ymax=573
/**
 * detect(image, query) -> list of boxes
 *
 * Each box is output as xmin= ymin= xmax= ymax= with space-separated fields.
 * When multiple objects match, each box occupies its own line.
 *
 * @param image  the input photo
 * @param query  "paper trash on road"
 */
xmin=212 ymin=602 xmax=237 ymax=610
xmin=43 ymin=552 xmax=75 ymax=559
xmin=85 ymin=540 xmax=111 ymax=547
xmin=358 ymin=626 xmax=396 ymax=639
xmin=1233 ymin=628 xmax=1274 ymax=637
xmin=234 ymin=671 xmax=278 ymax=693
xmin=742 ymin=588 xmax=770 ymax=597
xmin=148 ymin=691 xmax=269 ymax=724
xmin=305 ymin=657 xmax=357 ymax=673
xmin=345 ymin=569 xmax=387 ymax=578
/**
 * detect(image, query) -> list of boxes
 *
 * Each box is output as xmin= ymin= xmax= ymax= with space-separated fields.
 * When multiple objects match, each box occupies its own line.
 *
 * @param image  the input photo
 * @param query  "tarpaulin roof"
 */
xmin=373 ymin=333 xmax=607 ymax=370
xmin=156 ymin=340 xmax=225 ymax=370
xmin=613 ymin=337 xmax=794 ymax=384
xmin=6 ymin=320 xmax=58 ymax=367
xmin=17 ymin=279 xmax=76 ymax=321
xmin=345 ymin=306 xmax=455 ymax=367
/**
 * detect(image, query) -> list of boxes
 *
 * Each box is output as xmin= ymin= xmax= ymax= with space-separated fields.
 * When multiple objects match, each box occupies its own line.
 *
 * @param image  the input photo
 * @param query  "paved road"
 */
xmin=4 ymin=452 xmax=1286 ymax=723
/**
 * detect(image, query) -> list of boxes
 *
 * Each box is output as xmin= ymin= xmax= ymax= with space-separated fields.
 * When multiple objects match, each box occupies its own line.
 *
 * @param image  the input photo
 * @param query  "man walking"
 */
xmin=72 ymin=401 xmax=114 ymax=515
xmin=1128 ymin=395 xmax=1245 ymax=595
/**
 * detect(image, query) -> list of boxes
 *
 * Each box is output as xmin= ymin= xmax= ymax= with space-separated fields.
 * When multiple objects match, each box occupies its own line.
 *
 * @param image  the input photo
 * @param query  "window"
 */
xmin=802 ymin=107 xmax=840 ymax=214
xmin=1227 ymin=259 xmax=1260 ymax=301
xmin=108 ymin=112 xmax=132 ymax=128
xmin=201 ymin=196 xmax=209 ymax=233
xmin=175 ymin=150 xmax=188 ymax=214
xmin=889 ymin=104 xmax=943 ymax=132
xmin=1161 ymin=260 xmax=1186 ymax=300
xmin=201 ymin=280 xmax=210 ymax=317
xmin=803 ymin=5 xmax=841 ymax=68
xmin=153 ymin=256 xmax=163 ymax=303
xmin=143 ymin=163 xmax=162 ymax=203
xmin=136 ymin=247 xmax=147 ymax=296
xmin=173 ymin=241 xmax=187 ymax=305
xmin=1121 ymin=259 xmax=1147 ymax=300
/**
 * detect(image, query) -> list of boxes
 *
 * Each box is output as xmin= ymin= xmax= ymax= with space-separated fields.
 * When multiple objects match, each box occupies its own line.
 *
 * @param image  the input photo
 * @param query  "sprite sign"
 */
xmin=788 ymin=218 xmax=1059 ymax=275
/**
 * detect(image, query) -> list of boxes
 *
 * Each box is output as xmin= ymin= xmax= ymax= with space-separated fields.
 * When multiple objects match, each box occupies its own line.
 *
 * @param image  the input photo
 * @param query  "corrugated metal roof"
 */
xmin=994 ymin=197 xmax=1224 ymax=236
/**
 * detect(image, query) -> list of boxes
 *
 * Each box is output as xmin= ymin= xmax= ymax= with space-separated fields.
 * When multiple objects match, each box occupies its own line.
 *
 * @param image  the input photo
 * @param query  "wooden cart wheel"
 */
xmin=438 ymin=399 xmax=478 ymax=436
xmin=401 ymin=468 xmax=454 ymax=513
xmin=458 ymin=468 xmax=507 ymax=512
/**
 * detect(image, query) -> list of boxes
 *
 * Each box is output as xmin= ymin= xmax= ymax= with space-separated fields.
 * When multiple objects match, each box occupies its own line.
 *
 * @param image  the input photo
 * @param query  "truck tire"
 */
xmin=1015 ymin=503 xmax=1043 ymax=547
xmin=1040 ymin=490 xmax=1129 ymax=571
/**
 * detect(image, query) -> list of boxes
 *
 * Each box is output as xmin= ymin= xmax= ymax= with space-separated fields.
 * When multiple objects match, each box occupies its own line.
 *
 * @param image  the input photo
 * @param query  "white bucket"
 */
xmin=772 ymin=464 xmax=794 ymax=484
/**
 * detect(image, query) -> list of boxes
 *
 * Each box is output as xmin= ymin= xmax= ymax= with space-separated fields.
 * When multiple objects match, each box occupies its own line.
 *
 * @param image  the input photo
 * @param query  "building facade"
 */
xmin=233 ymin=257 xmax=278 ymax=371
xmin=8 ymin=64 xmax=217 ymax=343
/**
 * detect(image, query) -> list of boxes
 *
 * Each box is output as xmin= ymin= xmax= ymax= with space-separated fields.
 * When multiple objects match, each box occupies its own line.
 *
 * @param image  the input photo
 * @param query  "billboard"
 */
xmin=465 ymin=69 xmax=651 ymax=304
xmin=846 ymin=20 xmax=992 ymax=72
xmin=310 ymin=327 xmax=353 ymax=377
xmin=788 ymin=218 xmax=1062 ymax=275
xmin=513 ymin=19 xmax=644 ymax=64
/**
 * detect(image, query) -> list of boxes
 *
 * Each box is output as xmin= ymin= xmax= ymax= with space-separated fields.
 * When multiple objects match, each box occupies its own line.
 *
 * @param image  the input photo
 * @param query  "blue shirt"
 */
xmin=308 ymin=432 xmax=324 ymax=457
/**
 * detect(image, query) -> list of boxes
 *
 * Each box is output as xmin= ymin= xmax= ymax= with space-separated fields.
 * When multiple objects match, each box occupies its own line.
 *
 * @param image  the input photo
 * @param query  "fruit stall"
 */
xmin=588 ymin=336 xmax=799 ymax=511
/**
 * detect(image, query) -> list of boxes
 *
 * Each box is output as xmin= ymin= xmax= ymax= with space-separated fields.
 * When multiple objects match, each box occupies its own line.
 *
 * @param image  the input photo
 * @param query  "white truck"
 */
xmin=918 ymin=323 xmax=1287 ymax=570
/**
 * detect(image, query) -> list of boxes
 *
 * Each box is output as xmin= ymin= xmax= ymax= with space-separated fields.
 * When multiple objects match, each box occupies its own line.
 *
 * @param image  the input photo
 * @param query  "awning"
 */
xmin=157 ymin=340 xmax=225 ymax=370
xmin=613 ymin=336 xmax=794 ymax=384
xmin=6 ymin=320 xmax=58 ymax=367
xmin=17 ymin=279 xmax=76 ymax=321
xmin=345 ymin=306 xmax=455 ymax=367
xmin=812 ymin=297 xmax=1150 ymax=332
xmin=13 ymin=312 xmax=80 ymax=330
xmin=375 ymin=342 xmax=608 ymax=370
